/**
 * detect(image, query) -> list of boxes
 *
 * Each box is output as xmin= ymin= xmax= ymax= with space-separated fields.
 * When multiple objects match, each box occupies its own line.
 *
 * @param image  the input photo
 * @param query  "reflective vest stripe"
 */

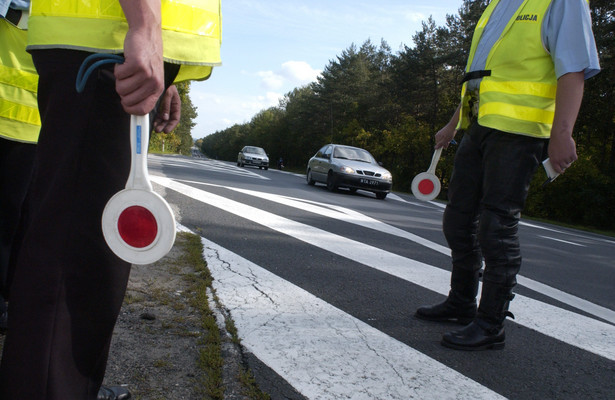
xmin=480 ymin=80 xmax=557 ymax=99
xmin=26 ymin=16 xmax=221 ymax=66
xmin=0 ymin=19 xmax=40 ymax=143
xmin=479 ymin=102 xmax=555 ymax=126
xmin=30 ymin=0 xmax=220 ymax=33
xmin=28 ymin=0 xmax=222 ymax=83
xmin=0 ymin=98 xmax=40 ymax=127
xmin=161 ymin=2 xmax=220 ymax=37
xmin=0 ymin=64 xmax=39 ymax=93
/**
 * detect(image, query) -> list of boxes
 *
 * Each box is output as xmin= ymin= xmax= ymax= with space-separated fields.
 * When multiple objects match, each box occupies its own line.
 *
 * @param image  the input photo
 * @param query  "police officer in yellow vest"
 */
xmin=0 ymin=1 xmax=221 ymax=398
xmin=0 ymin=0 xmax=39 ymax=334
xmin=415 ymin=0 xmax=599 ymax=350
xmin=1 ymin=10 xmax=139 ymax=398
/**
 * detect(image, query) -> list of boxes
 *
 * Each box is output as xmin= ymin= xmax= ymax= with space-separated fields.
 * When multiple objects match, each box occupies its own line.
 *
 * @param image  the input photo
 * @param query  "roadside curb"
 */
xmin=105 ymin=232 xmax=262 ymax=399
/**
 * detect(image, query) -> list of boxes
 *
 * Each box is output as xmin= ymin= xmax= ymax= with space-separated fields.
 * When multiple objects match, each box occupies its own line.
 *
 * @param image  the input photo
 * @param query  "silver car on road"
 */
xmin=237 ymin=146 xmax=269 ymax=170
xmin=306 ymin=144 xmax=392 ymax=199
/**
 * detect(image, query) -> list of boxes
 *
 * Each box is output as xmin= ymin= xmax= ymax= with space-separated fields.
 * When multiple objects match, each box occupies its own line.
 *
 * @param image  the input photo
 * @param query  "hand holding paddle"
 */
xmin=77 ymin=54 xmax=176 ymax=264
xmin=101 ymin=115 xmax=176 ymax=264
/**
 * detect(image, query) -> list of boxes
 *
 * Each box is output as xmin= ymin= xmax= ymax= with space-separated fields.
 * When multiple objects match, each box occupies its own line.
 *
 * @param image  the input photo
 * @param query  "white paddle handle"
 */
xmin=427 ymin=148 xmax=442 ymax=174
xmin=125 ymin=115 xmax=153 ymax=191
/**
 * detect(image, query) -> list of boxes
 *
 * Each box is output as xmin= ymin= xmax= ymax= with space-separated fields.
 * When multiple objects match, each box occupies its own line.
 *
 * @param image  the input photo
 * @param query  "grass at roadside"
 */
xmin=181 ymin=232 xmax=225 ymax=398
xmin=179 ymin=232 xmax=270 ymax=400
xmin=104 ymin=231 xmax=271 ymax=399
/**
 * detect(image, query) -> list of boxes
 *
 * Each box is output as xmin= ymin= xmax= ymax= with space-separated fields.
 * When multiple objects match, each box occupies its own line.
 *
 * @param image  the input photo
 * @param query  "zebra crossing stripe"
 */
xmin=202 ymin=236 xmax=504 ymax=400
xmin=151 ymin=176 xmax=615 ymax=361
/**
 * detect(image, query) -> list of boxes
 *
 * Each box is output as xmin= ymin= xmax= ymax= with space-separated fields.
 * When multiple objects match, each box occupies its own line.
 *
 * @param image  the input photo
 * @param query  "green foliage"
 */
xmin=149 ymin=82 xmax=196 ymax=155
xmin=197 ymin=0 xmax=614 ymax=231
xmin=526 ymin=157 xmax=614 ymax=230
xmin=150 ymin=131 xmax=181 ymax=153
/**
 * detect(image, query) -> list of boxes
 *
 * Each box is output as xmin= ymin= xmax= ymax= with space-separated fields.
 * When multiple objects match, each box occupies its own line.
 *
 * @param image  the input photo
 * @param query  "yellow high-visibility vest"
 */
xmin=459 ymin=0 xmax=556 ymax=138
xmin=27 ymin=0 xmax=222 ymax=83
xmin=0 ymin=19 xmax=40 ymax=144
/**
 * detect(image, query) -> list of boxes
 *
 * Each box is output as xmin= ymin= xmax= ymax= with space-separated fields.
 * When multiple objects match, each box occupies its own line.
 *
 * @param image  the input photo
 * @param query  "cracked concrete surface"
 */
xmin=203 ymin=237 xmax=504 ymax=400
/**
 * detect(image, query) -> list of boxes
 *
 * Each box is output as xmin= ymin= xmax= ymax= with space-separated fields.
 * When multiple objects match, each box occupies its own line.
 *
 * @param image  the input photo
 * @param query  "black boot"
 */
xmin=415 ymin=292 xmax=477 ymax=324
xmin=441 ymin=281 xmax=514 ymax=351
xmin=415 ymin=267 xmax=479 ymax=324
xmin=441 ymin=318 xmax=505 ymax=350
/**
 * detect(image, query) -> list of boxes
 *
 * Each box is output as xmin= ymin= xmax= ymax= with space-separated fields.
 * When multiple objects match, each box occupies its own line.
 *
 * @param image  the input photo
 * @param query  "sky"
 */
xmin=190 ymin=0 xmax=465 ymax=139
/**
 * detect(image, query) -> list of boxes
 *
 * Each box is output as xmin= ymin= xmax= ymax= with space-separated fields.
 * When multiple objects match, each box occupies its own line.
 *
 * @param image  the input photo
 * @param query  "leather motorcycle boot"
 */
xmin=441 ymin=281 xmax=514 ymax=351
xmin=415 ymin=291 xmax=477 ymax=324
xmin=441 ymin=318 xmax=505 ymax=350
xmin=415 ymin=267 xmax=479 ymax=324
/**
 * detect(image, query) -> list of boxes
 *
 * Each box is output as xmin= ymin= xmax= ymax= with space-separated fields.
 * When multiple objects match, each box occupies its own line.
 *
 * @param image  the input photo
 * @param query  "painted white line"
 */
xmin=150 ymin=156 xmax=270 ymax=180
xmin=515 ymin=276 xmax=615 ymax=325
xmin=152 ymin=176 xmax=615 ymax=360
xmin=223 ymin=185 xmax=451 ymax=255
xmin=519 ymin=221 xmax=566 ymax=233
xmin=202 ymin=236 xmax=504 ymax=400
xmin=172 ymin=179 xmax=615 ymax=325
xmin=537 ymin=235 xmax=586 ymax=247
xmin=385 ymin=192 xmax=408 ymax=202
xmin=521 ymin=221 xmax=615 ymax=246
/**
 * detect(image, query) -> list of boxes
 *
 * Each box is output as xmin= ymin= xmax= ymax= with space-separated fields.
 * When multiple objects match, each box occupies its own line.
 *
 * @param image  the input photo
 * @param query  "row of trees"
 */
xmin=198 ymin=0 xmax=614 ymax=231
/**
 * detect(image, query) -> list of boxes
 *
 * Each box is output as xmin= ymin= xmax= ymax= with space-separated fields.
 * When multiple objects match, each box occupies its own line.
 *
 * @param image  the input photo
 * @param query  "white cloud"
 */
xmin=263 ymin=91 xmax=284 ymax=106
xmin=257 ymin=70 xmax=285 ymax=91
xmin=405 ymin=12 xmax=426 ymax=23
xmin=256 ymin=61 xmax=321 ymax=92
xmin=190 ymin=88 xmax=285 ymax=138
xmin=280 ymin=61 xmax=322 ymax=84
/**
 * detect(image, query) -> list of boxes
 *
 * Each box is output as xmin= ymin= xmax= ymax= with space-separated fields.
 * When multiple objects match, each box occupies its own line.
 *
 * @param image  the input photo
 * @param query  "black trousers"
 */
xmin=0 ymin=138 xmax=37 ymax=312
xmin=443 ymin=122 xmax=545 ymax=292
xmin=0 ymin=50 xmax=178 ymax=399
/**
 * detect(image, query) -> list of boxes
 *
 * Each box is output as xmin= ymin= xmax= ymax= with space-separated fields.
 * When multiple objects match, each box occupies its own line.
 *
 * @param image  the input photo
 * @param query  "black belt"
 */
xmin=5 ymin=8 xmax=24 ymax=26
xmin=461 ymin=70 xmax=491 ymax=84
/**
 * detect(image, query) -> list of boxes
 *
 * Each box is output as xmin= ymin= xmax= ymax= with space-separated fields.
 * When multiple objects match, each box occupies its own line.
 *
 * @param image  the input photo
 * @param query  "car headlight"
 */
xmin=382 ymin=172 xmax=392 ymax=182
xmin=340 ymin=166 xmax=355 ymax=174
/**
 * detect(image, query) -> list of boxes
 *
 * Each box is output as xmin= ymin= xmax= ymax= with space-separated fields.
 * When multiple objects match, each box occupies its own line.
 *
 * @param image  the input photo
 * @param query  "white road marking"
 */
xmin=521 ymin=221 xmax=615 ymax=246
xmin=149 ymin=155 xmax=270 ymax=180
xmin=152 ymin=176 xmax=615 ymax=360
xmin=225 ymin=185 xmax=451 ymax=255
xmin=170 ymin=178 xmax=615 ymax=325
xmin=537 ymin=235 xmax=586 ymax=247
xmin=201 ymin=235 xmax=504 ymax=400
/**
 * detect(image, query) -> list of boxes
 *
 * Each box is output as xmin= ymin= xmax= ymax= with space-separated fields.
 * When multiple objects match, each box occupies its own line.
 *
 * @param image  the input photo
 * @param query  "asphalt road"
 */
xmin=148 ymin=154 xmax=615 ymax=399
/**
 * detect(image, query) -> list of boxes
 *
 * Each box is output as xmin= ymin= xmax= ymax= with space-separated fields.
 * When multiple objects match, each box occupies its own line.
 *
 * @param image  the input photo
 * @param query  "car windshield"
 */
xmin=245 ymin=147 xmax=265 ymax=155
xmin=333 ymin=147 xmax=374 ymax=163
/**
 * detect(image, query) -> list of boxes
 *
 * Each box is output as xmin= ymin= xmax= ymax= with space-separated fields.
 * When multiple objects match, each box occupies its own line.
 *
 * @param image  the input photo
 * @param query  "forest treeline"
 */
xmin=199 ymin=0 xmax=614 ymax=231
xmin=150 ymin=81 xmax=197 ymax=156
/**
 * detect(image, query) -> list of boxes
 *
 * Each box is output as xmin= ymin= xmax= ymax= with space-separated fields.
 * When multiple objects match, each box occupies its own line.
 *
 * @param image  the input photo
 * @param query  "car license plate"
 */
xmin=360 ymin=178 xmax=379 ymax=186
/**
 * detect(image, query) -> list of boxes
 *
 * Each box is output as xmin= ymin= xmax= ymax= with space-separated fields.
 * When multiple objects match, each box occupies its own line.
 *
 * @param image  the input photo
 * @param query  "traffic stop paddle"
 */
xmin=411 ymin=148 xmax=442 ymax=201
xmin=102 ymin=115 xmax=176 ymax=264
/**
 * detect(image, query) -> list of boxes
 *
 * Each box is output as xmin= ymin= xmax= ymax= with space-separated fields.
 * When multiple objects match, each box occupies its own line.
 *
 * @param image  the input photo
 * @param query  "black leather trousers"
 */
xmin=443 ymin=122 xmax=545 ymax=321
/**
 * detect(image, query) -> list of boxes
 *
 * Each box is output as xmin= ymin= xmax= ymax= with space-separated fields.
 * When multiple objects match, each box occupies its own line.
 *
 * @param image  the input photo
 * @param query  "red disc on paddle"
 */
xmin=117 ymin=205 xmax=158 ymax=248
xmin=418 ymin=178 xmax=435 ymax=195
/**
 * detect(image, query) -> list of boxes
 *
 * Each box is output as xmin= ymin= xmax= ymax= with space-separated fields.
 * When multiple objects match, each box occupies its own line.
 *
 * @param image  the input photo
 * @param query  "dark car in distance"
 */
xmin=306 ymin=144 xmax=392 ymax=199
